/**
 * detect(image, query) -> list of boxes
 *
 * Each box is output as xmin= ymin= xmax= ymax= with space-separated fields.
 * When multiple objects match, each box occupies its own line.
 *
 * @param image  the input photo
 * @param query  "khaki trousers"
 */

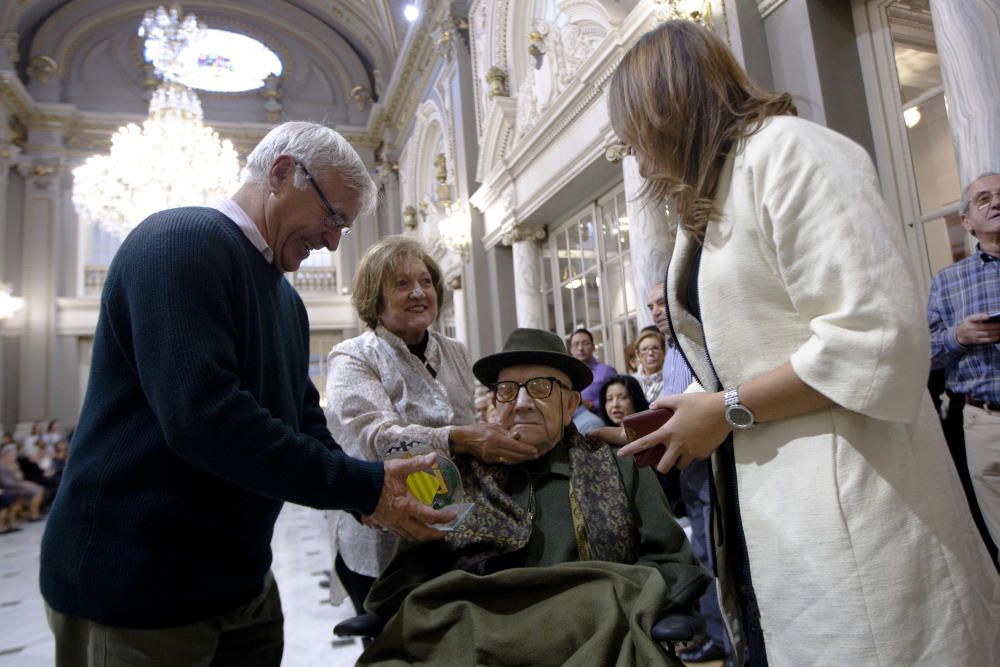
xmin=47 ymin=572 xmax=284 ymax=667
xmin=964 ymin=404 xmax=1000 ymax=564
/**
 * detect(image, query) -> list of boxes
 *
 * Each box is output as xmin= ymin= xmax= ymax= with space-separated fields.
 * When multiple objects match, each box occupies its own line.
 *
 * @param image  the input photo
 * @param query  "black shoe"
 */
xmin=678 ymin=637 xmax=727 ymax=662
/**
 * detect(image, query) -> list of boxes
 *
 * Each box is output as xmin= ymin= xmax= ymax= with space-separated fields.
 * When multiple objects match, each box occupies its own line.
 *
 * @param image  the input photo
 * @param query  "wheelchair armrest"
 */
xmin=333 ymin=613 xmax=386 ymax=638
xmin=650 ymin=612 xmax=703 ymax=643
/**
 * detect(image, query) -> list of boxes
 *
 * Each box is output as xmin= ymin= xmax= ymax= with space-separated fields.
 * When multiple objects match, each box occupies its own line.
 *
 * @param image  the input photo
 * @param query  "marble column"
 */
xmin=0 ymin=139 xmax=21 ymax=428
xmin=501 ymin=224 xmax=547 ymax=329
xmin=17 ymin=157 xmax=63 ymax=422
xmin=448 ymin=275 xmax=468 ymax=346
xmin=620 ymin=155 xmax=674 ymax=329
xmin=930 ymin=1 xmax=1000 ymax=185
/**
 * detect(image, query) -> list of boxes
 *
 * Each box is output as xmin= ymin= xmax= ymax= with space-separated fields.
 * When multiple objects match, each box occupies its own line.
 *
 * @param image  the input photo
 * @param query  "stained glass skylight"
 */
xmin=145 ymin=28 xmax=283 ymax=93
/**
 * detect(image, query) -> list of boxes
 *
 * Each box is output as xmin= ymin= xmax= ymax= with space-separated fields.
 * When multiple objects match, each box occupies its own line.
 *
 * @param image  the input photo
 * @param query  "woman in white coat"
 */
xmin=612 ymin=21 xmax=1000 ymax=667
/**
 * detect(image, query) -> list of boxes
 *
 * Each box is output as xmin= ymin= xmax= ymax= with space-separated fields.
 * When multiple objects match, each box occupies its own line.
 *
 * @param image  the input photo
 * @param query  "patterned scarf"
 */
xmin=445 ymin=426 xmax=636 ymax=572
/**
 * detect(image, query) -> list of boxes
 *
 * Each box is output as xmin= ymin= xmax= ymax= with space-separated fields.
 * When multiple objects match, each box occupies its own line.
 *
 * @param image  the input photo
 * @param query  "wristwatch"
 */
xmin=724 ymin=386 xmax=756 ymax=430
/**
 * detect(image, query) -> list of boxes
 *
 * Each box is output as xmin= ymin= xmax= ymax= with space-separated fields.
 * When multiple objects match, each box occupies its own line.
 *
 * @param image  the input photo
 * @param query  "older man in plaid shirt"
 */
xmin=928 ymin=171 xmax=1000 ymax=563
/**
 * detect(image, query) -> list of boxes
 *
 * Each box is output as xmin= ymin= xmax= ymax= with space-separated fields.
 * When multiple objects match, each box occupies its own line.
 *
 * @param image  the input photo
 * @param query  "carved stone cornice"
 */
xmin=500 ymin=223 xmax=547 ymax=246
xmin=364 ymin=0 xmax=445 ymax=145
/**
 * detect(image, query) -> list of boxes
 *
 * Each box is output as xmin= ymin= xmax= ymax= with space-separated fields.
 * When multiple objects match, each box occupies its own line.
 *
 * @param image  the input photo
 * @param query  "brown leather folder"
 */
xmin=622 ymin=408 xmax=674 ymax=468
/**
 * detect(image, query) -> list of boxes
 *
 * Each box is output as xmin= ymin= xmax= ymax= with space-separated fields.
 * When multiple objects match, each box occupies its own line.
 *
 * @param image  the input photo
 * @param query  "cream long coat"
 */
xmin=666 ymin=116 xmax=1000 ymax=666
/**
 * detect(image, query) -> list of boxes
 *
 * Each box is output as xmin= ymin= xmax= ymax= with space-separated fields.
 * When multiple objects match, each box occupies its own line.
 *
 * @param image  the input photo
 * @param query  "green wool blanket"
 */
xmin=358 ymin=561 xmax=690 ymax=667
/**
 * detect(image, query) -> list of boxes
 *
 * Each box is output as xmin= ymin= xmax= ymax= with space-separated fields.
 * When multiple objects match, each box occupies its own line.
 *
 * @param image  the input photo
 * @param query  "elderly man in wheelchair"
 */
xmin=337 ymin=328 xmax=711 ymax=666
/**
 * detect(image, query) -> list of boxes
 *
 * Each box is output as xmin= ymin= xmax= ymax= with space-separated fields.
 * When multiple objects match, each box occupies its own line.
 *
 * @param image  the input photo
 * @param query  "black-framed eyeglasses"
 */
xmin=295 ymin=160 xmax=352 ymax=236
xmin=490 ymin=376 xmax=569 ymax=403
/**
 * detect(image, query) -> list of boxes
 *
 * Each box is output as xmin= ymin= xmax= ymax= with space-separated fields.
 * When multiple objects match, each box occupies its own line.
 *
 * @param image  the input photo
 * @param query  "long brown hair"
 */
xmin=609 ymin=21 xmax=796 ymax=240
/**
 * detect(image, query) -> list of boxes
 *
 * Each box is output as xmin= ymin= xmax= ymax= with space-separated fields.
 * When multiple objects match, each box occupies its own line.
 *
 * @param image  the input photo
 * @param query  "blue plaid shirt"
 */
xmin=927 ymin=245 xmax=1000 ymax=402
xmin=662 ymin=340 xmax=694 ymax=397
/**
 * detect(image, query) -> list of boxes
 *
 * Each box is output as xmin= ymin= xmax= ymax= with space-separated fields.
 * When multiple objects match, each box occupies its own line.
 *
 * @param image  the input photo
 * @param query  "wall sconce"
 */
xmin=0 ymin=283 xmax=25 ymax=320
xmin=434 ymin=152 xmax=452 ymax=207
xmin=653 ymin=0 xmax=713 ymax=28
xmin=402 ymin=205 xmax=418 ymax=230
xmin=485 ymin=66 xmax=509 ymax=99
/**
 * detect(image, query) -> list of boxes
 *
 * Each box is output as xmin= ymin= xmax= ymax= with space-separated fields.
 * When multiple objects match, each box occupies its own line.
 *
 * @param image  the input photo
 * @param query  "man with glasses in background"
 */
xmin=358 ymin=328 xmax=708 ymax=665
xmin=40 ymin=121 xmax=451 ymax=666
xmin=928 ymin=171 xmax=1000 ymax=565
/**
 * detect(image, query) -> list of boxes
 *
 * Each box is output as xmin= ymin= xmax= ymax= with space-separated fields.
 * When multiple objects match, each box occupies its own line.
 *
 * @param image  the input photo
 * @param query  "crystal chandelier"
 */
xmin=72 ymin=5 xmax=240 ymax=238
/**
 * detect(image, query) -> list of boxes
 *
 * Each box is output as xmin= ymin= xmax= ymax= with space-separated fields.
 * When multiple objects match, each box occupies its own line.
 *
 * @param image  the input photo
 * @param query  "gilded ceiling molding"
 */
xmin=121 ymin=15 xmax=296 ymax=94
xmin=365 ymin=0 xmax=445 ymax=144
xmin=40 ymin=3 xmax=361 ymax=105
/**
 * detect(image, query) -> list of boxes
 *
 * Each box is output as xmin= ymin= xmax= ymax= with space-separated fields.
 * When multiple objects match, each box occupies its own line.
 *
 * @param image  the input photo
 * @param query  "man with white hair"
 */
xmin=40 ymin=121 xmax=452 ymax=666
xmin=928 ymin=171 xmax=1000 ymax=563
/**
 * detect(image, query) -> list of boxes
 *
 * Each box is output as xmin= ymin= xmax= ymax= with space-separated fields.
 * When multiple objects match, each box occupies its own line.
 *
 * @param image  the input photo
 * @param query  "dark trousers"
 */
xmin=335 ymin=552 xmax=376 ymax=616
xmin=680 ymin=459 xmax=730 ymax=652
xmin=47 ymin=572 xmax=284 ymax=667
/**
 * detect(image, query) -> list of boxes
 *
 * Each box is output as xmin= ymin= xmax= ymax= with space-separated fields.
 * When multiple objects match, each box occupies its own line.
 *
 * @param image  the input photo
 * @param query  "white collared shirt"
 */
xmin=209 ymin=197 xmax=273 ymax=264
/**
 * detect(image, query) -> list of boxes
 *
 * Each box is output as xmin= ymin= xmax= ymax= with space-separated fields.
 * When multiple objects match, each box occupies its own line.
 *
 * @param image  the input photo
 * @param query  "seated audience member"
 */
xmin=16 ymin=446 xmax=58 ymax=506
xmin=0 ymin=443 xmax=44 ymax=522
xmin=598 ymin=375 xmax=650 ymax=427
xmin=0 ymin=489 xmax=18 ymax=534
xmin=360 ymin=328 xmax=709 ymax=666
xmin=568 ymin=328 xmax=617 ymax=412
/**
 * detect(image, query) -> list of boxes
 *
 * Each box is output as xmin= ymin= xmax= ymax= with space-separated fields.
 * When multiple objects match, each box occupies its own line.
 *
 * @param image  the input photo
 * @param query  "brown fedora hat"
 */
xmin=473 ymin=328 xmax=592 ymax=390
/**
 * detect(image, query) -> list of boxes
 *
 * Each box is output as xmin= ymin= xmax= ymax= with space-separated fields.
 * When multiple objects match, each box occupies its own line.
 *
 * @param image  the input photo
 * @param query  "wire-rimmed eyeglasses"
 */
xmin=295 ymin=160 xmax=352 ymax=236
xmin=490 ymin=376 xmax=569 ymax=403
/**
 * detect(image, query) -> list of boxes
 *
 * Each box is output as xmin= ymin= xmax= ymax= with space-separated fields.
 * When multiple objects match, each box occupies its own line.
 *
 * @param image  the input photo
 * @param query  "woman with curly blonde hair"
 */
xmin=613 ymin=20 xmax=999 ymax=666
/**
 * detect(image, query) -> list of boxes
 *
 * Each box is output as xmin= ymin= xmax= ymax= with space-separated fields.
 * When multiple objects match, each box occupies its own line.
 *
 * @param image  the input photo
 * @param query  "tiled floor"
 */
xmin=0 ymin=508 xmax=722 ymax=667
xmin=0 ymin=505 xmax=363 ymax=666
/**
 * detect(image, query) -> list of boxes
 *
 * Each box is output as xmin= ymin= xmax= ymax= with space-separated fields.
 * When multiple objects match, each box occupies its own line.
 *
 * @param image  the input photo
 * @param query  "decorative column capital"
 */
xmin=501 ymin=223 xmax=547 ymax=246
xmin=604 ymin=142 xmax=629 ymax=165
xmin=16 ymin=158 xmax=63 ymax=189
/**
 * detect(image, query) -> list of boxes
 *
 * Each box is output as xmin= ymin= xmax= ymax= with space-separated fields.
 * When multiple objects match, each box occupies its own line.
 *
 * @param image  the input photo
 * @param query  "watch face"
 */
xmin=726 ymin=405 xmax=754 ymax=429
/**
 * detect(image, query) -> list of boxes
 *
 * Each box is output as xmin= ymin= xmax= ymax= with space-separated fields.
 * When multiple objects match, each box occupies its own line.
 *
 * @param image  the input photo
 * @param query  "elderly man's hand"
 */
xmin=956 ymin=313 xmax=1000 ymax=346
xmin=449 ymin=423 xmax=538 ymax=465
xmin=369 ymin=453 xmax=456 ymax=541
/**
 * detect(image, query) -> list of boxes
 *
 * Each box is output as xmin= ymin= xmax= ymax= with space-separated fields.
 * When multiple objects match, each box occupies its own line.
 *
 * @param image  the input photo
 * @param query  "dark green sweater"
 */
xmin=40 ymin=207 xmax=383 ymax=627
